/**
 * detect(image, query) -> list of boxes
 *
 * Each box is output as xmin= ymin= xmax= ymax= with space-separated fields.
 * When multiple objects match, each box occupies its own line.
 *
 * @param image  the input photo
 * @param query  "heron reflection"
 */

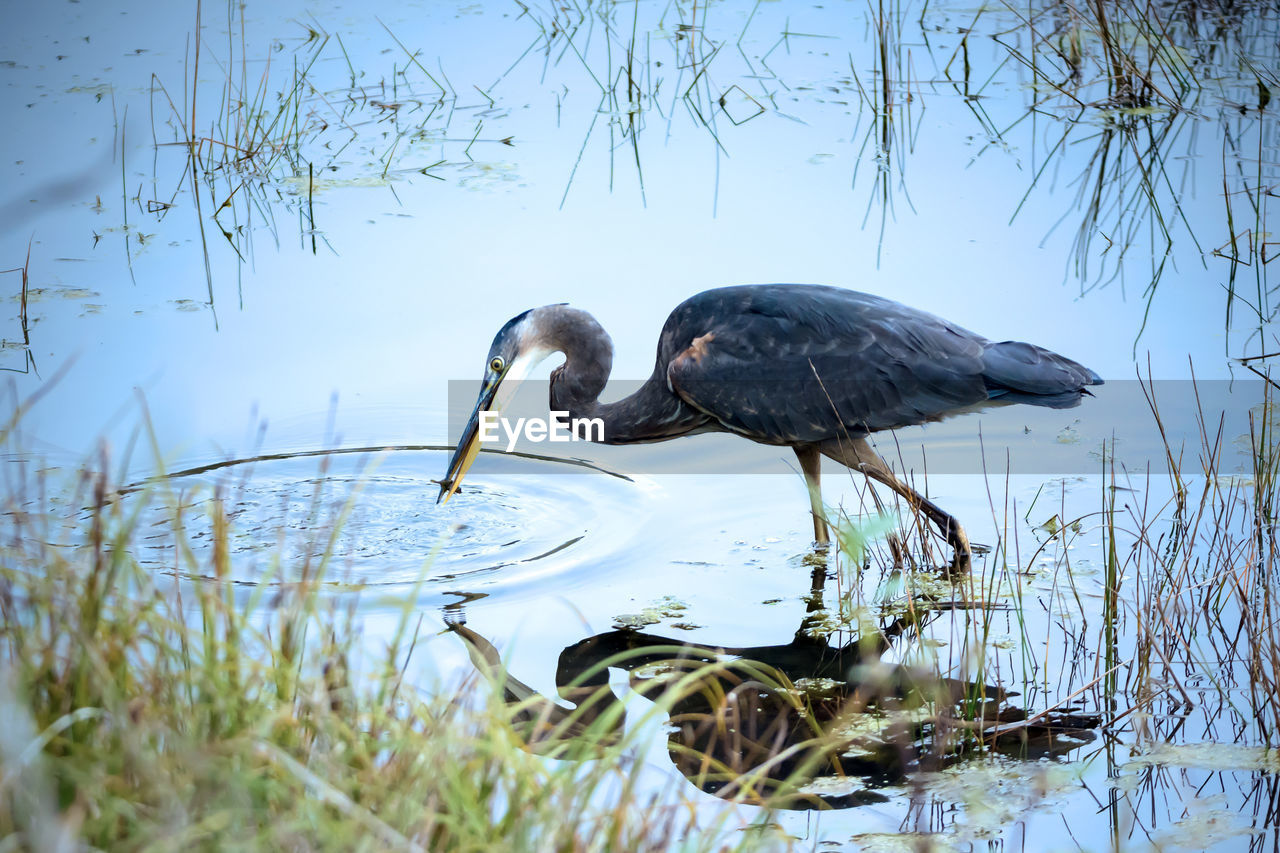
xmin=446 ymin=603 xmax=1098 ymax=810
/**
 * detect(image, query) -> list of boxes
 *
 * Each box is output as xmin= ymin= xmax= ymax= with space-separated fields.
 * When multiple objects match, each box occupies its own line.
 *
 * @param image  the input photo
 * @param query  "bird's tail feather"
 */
xmin=981 ymin=340 xmax=1103 ymax=408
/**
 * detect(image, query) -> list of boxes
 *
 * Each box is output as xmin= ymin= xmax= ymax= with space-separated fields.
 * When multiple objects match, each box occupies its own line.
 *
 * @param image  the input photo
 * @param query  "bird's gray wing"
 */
xmin=663 ymin=289 xmax=992 ymax=444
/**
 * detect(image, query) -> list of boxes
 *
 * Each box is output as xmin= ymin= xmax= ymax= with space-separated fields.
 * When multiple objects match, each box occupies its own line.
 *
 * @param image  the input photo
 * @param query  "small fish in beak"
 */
xmin=437 ymin=379 xmax=501 ymax=504
xmin=438 ymin=308 xmax=556 ymax=505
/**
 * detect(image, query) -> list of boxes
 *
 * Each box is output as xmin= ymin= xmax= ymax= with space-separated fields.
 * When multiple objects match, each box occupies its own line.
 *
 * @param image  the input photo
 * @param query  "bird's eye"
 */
xmin=489 ymin=356 xmax=505 ymax=373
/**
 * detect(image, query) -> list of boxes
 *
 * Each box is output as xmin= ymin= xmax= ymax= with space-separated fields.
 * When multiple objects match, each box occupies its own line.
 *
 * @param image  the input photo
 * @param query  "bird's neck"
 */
xmin=539 ymin=305 xmax=614 ymax=427
xmin=548 ymin=356 xmax=614 ymax=435
xmin=538 ymin=306 xmax=611 ymax=413
xmin=552 ymin=359 xmax=708 ymax=446
xmin=538 ymin=304 xmax=710 ymax=444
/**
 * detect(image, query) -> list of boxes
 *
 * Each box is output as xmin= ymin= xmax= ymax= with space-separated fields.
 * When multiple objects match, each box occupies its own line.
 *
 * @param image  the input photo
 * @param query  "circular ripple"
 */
xmin=129 ymin=448 xmax=646 ymax=589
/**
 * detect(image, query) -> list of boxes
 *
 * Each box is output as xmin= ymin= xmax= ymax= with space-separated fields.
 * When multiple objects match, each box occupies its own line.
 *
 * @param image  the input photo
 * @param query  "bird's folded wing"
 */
xmin=665 ymin=301 xmax=991 ymax=444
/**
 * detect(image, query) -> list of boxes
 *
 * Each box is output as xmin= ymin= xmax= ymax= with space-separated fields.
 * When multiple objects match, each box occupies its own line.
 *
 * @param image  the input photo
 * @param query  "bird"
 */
xmin=438 ymin=284 xmax=1102 ymax=566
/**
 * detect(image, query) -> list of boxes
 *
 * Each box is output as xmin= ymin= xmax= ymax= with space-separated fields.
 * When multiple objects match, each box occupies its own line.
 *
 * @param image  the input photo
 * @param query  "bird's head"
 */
xmin=437 ymin=306 xmax=560 ymax=504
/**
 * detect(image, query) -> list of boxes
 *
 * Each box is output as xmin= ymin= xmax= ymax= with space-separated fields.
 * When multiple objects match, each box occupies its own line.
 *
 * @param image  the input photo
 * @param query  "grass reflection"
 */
xmin=105 ymin=0 xmax=1277 ymax=341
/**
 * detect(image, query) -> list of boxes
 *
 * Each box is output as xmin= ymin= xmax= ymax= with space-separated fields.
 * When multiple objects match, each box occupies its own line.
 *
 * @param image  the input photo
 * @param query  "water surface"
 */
xmin=3 ymin=0 xmax=1278 ymax=848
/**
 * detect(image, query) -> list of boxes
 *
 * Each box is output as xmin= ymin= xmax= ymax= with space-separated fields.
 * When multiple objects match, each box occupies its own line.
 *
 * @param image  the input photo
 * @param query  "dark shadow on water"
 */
xmin=444 ymin=584 xmax=1100 ymax=811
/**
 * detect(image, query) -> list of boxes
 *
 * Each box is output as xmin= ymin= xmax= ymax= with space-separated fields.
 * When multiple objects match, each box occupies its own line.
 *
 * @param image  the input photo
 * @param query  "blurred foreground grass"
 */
xmin=0 ymin=451 xmax=772 ymax=852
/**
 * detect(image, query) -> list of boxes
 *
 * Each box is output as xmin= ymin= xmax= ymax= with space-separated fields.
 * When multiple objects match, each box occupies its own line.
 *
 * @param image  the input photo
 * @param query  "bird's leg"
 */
xmin=838 ymin=438 xmax=973 ymax=570
xmin=793 ymin=446 xmax=833 ymax=617
xmin=802 ymin=441 xmax=905 ymax=566
xmin=794 ymin=445 xmax=829 ymax=547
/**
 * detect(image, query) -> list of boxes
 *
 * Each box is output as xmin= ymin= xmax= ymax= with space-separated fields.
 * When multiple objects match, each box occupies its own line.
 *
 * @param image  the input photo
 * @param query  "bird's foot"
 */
xmin=940 ymin=519 xmax=973 ymax=575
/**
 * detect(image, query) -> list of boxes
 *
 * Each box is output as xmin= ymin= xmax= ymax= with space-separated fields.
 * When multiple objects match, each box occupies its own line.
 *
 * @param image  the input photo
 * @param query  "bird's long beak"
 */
xmin=438 ymin=379 xmax=501 ymax=504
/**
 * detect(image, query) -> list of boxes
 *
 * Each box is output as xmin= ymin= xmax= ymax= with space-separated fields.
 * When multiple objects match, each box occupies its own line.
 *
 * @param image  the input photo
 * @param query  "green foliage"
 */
xmin=0 ymin=461 xmax=770 ymax=852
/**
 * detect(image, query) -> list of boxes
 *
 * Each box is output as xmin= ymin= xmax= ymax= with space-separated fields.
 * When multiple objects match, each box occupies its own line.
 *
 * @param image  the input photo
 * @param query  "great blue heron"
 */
xmin=439 ymin=284 xmax=1102 ymax=565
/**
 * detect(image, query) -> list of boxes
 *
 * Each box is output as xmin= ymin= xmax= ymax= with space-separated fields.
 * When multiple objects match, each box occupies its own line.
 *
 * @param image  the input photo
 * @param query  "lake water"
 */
xmin=3 ymin=0 xmax=1278 ymax=848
